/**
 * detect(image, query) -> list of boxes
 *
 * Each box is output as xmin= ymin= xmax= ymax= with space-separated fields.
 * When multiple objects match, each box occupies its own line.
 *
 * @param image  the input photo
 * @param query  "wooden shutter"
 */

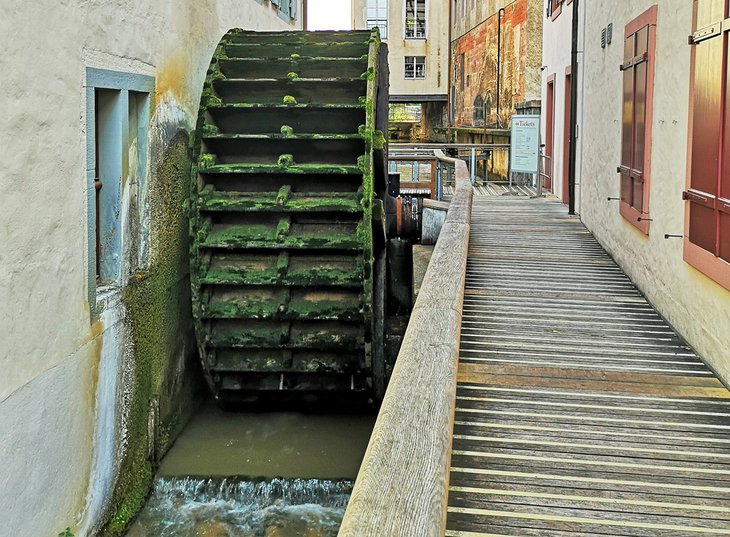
xmin=618 ymin=8 xmax=656 ymax=234
xmin=686 ymin=0 xmax=730 ymax=261
xmin=620 ymin=28 xmax=649 ymax=211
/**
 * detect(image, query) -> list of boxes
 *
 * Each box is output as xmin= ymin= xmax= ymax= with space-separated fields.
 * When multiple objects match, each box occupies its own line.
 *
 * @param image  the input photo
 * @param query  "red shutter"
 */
xmin=633 ymin=26 xmax=649 ymax=212
xmin=687 ymin=0 xmax=729 ymax=260
xmin=619 ymin=16 xmax=653 ymax=231
xmin=620 ymin=34 xmax=635 ymax=205
xmin=721 ymin=9 xmax=730 ymax=263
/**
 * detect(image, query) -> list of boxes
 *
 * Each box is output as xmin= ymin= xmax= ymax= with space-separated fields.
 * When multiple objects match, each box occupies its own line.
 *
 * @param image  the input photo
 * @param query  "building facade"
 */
xmin=540 ymin=0 xmax=583 ymax=202
xmin=450 ymin=0 xmax=543 ymax=130
xmin=352 ymin=0 xmax=450 ymax=140
xmin=542 ymin=0 xmax=730 ymax=382
xmin=0 ymin=2 xmax=302 ymax=536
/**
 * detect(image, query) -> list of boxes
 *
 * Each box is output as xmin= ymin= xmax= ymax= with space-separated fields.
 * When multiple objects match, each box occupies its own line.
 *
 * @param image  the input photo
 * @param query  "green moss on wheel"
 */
xmin=277 ymin=154 xmax=295 ymax=168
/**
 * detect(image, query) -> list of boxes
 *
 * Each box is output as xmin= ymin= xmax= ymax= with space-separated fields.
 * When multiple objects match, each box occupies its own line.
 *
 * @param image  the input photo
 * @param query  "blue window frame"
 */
xmin=85 ymin=68 xmax=154 ymax=309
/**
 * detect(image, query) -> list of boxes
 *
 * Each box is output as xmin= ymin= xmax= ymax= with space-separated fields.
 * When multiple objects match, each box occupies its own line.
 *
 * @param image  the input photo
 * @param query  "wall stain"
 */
xmin=155 ymin=55 xmax=190 ymax=109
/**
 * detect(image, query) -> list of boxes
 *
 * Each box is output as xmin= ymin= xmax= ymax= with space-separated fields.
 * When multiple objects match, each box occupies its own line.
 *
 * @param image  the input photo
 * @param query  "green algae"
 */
xmin=372 ymin=130 xmax=385 ymax=151
xmin=277 ymin=153 xmax=295 ymax=168
xmin=199 ymin=163 xmax=361 ymax=174
xmin=198 ymin=153 xmax=215 ymax=168
xmin=287 ymin=72 xmax=299 ymax=80
xmin=282 ymin=95 xmax=298 ymax=105
xmin=200 ymin=191 xmax=360 ymax=213
xmin=280 ymin=124 xmax=294 ymax=137
xmin=201 ymin=123 xmax=220 ymax=137
xmin=275 ymin=185 xmax=292 ymax=205
xmin=101 ymin=133 xmax=203 ymax=537
xmin=275 ymin=217 xmax=291 ymax=241
xmin=276 ymin=251 xmax=290 ymax=277
xmin=360 ymin=67 xmax=375 ymax=81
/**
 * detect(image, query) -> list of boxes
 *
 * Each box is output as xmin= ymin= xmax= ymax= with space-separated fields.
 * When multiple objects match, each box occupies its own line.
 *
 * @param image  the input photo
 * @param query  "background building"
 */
xmin=0 ymin=2 xmax=303 ymax=536
xmin=352 ymin=0 xmax=450 ymax=140
xmin=450 ymin=0 xmax=543 ymax=135
xmin=542 ymin=0 xmax=730 ymax=383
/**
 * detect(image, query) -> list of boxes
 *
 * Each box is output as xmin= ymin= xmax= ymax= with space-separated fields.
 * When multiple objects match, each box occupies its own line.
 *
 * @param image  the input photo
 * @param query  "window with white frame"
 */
xmin=405 ymin=0 xmax=425 ymax=38
xmin=405 ymin=56 xmax=425 ymax=79
xmin=366 ymin=0 xmax=388 ymax=38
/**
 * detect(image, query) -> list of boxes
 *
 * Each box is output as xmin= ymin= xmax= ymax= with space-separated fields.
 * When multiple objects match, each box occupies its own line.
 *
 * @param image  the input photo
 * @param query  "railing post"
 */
xmin=536 ymin=146 xmax=545 ymax=198
xmin=436 ymin=160 xmax=443 ymax=201
xmin=470 ymin=147 xmax=476 ymax=185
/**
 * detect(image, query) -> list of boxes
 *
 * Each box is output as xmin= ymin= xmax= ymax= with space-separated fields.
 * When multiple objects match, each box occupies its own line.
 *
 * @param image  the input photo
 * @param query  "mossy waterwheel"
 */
xmin=190 ymin=29 xmax=390 ymax=407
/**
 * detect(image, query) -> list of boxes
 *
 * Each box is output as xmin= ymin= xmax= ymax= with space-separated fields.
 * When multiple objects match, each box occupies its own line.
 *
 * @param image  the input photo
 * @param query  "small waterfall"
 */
xmin=130 ymin=477 xmax=353 ymax=536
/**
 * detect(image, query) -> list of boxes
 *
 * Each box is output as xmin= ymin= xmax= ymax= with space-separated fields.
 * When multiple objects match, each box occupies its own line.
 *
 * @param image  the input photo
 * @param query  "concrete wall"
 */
xmin=543 ymin=0 xmax=730 ymax=382
xmin=0 ymin=2 xmax=302 ymax=536
xmin=450 ymin=0 xmax=542 ymax=128
xmin=352 ymin=0 xmax=449 ymax=98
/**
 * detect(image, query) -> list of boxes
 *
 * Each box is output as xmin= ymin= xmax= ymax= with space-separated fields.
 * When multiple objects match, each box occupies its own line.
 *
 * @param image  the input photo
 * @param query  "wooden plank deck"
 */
xmin=446 ymin=196 xmax=730 ymax=536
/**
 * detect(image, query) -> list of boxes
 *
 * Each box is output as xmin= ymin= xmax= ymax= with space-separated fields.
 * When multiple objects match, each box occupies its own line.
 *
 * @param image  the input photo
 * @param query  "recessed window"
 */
xmin=405 ymin=0 xmax=425 ymax=38
xmin=547 ymin=0 xmax=564 ymax=20
xmin=405 ymin=56 xmax=425 ymax=79
xmin=366 ymin=0 xmax=388 ymax=38
xmin=86 ymin=68 xmax=153 ymax=306
xmin=271 ymin=0 xmax=298 ymax=22
xmin=459 ymin=53 xmax=465 ymax=90
xmin=473 ymin=95 xmax=484 ymax=125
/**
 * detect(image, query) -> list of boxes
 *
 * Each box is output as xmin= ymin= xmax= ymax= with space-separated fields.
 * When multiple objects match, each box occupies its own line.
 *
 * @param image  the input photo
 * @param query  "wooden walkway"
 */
xmin=446 ymin=196 xmax=730 ymax=536
xmin=444 ymin=182 xmax=539 ymax=197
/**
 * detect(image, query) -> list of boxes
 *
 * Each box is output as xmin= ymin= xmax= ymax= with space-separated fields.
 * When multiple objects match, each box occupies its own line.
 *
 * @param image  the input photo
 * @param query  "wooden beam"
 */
xmin=339 ymin=152 xmax=473 ymax=536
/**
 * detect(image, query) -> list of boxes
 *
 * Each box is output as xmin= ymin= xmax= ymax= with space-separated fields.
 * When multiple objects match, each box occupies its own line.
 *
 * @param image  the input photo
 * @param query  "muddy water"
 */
xmin=126 ymin=401 xmax=375 ymax=536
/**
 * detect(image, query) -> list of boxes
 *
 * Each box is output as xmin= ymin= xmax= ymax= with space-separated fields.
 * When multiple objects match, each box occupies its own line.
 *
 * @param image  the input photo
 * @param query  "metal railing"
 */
xmin=391 ymin=143 xmax=512 ymax=189
xmin=538 ymin=149 xmax=552 ymax=198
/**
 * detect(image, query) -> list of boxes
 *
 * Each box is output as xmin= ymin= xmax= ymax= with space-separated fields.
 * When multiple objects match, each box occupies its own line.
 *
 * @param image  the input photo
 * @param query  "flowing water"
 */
xmin=125 ymin=401 xmax=375 ymax=536
xmin=126 ymin=477 xmax=352 ymax=537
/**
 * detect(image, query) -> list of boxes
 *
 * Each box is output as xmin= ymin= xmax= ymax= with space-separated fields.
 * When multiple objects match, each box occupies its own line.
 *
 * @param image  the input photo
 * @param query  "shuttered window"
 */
xmin=618 ymin=6 xmax=657 ymax=234
xmin=684 ymin=0 xmax=730 ymax=289
xmin=547 ymin=0 xmax=563 ymax=20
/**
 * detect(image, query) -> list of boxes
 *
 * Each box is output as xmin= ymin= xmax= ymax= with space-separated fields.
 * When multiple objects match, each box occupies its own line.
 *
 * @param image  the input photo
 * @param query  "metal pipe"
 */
xmin=496 ymin=7 xmax=505 ymax=122
xmin=568 ymin=0 xmax=579 ymax=215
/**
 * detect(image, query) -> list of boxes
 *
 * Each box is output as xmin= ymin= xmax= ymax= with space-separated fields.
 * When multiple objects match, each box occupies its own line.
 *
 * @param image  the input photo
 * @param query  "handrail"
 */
xmin=338 ymin=150 xmax=473 ymax=537
xmin=391 ymin=142 xmax=510 ymax=150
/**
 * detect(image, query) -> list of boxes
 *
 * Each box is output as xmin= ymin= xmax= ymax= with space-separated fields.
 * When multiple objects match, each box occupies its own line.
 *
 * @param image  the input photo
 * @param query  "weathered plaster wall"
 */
xmin=0 ymin=1 xmax=302 ymax=536
xmin=568 ymin=1 xmax=730 ymax=382
xmin=450 ymin=0 xmax=542 ymax=128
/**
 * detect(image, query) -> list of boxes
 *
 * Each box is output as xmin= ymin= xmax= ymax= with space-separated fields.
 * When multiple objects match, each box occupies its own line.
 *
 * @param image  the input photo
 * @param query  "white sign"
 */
xmin=510 ymin=115 xmax=541 ymax=174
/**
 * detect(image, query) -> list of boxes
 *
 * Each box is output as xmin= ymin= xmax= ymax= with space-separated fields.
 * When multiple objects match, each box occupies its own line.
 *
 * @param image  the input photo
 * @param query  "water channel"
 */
xmin=126 ymin=401 xmax=375 ymax=536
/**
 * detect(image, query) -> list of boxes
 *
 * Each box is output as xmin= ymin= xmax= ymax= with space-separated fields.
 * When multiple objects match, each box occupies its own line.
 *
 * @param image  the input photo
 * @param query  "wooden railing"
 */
xmin=338 ymin=150 xmax=473 ymax=537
